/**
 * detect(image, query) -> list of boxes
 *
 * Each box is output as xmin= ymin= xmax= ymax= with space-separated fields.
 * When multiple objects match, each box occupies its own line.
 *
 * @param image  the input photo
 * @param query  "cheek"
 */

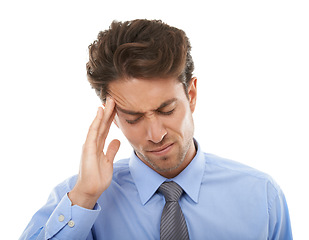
xmin=117 ymin=117 xmax=144 ymax=144
xmin=164 ymin=110 xmax=187 ymax=135
xmin=172 ymin=107 xmax=193 ymax=137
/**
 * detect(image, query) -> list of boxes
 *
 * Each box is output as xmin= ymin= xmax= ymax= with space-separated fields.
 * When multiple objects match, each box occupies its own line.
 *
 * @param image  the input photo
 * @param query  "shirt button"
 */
xmin=68 ymin=220 xmax=75 ymax=228
xmin=58 ymin=215 xmax=65 ymax=222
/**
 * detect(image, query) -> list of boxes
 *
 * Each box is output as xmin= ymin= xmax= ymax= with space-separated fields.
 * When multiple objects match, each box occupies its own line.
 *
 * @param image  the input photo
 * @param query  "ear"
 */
xmin=188 ymin=77 xmax=197 ymax=113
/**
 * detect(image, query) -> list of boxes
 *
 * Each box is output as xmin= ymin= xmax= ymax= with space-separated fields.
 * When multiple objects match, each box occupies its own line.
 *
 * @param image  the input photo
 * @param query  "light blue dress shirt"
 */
xmin=20 ymin=141 xmax=292 ymax=239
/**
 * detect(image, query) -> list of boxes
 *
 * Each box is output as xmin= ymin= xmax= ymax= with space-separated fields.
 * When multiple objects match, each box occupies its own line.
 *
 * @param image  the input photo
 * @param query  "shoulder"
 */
xmin=51 ymin=175 xmax=78 ymax=196
xmin=113 ymin=158 xmax=130 ymax=174
xmin=113 ymin=157 xmax=130 ymax=168
xmin=51 ymin=158 xmax=131 ymax=195
xmin=203 ymin=152 xmax=281 ymax=193
xmin=112 ymin=158 xmax=132 ymax=184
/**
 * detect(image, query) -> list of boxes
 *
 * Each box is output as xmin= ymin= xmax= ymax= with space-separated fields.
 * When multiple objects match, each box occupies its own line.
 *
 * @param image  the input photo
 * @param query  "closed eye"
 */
xmin=125 ymin=108 xmax=175 ymax=124
xmin=158 ymin=108 xmax=175 ymax=116
xmin=126 ymin=116 xmax=143 ymax=124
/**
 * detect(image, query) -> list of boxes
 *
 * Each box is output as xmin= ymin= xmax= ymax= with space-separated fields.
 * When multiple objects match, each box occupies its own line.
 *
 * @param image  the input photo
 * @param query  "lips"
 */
xmin=147 ymin=143 xmax=174 ymax=155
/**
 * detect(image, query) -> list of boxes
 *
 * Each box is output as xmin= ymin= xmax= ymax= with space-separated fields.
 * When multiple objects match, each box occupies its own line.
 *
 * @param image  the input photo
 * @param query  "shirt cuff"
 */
xmin=45 ymin=193 xmax=101 ymax=239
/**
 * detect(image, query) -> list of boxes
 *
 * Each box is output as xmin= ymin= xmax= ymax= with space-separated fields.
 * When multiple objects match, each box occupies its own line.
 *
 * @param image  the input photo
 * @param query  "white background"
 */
xmin=0 ymin=0 xmax=308 ymax=239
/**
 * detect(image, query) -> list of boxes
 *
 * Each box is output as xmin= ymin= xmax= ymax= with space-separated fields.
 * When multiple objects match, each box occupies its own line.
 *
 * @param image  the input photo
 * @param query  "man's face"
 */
xmin=109 ymin=77 xmax=197 ymax=178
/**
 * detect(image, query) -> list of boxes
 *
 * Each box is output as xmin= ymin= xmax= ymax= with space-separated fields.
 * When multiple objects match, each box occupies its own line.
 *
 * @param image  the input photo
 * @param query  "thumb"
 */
xmin=106 ymin=139 xmax=121 ymax=162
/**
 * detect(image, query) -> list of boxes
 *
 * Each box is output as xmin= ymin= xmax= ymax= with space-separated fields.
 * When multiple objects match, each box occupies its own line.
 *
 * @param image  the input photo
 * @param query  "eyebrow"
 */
xmin=115 ymin=98 xmax=178 ymax=116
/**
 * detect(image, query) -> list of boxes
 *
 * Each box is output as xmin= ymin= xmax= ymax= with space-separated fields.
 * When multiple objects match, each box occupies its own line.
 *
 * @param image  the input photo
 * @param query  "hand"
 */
xmin=69 ymin=97 xmax=120 ymax=209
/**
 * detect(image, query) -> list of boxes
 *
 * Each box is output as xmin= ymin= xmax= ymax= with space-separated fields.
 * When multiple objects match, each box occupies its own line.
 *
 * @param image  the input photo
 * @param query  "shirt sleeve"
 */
xmin=267 ymin=183 xmax=293 ymax=240
xmin=19 ymin=177 xmax=101 ymax=240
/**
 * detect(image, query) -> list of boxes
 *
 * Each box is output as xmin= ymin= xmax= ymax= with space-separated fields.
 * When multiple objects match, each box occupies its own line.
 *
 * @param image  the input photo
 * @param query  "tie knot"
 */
xmin=158 ymin=181 xmax=183 ymax=202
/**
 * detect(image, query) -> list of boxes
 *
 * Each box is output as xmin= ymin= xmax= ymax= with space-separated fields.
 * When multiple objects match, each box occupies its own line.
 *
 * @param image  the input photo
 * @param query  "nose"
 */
xmin=146 ymin=117 xmax=167 ymax=143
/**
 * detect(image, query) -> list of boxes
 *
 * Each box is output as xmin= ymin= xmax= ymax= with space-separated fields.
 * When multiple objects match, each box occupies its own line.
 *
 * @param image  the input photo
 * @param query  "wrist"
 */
xmin=68 ymin=189 xmax=99 ymax=210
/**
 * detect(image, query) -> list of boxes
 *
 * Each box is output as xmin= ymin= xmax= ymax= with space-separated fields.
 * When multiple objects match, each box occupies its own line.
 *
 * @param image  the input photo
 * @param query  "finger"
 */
xmin=97 ymin=97 xmax=116 ymax=151
xmin=85 ymin=107 xmax=104 ymax=146
xmin=105 ymin=139 xmax=121 ymax=162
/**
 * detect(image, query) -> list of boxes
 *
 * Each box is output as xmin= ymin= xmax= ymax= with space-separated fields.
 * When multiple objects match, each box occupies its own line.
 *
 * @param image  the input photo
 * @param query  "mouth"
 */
xmin=147 ymin=143 xmax=174 ymax=156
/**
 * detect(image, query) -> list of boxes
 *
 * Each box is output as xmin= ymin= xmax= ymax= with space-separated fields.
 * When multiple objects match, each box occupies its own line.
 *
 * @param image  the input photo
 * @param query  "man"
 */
xmin=20 ymin=19 xmax=292 ymax=239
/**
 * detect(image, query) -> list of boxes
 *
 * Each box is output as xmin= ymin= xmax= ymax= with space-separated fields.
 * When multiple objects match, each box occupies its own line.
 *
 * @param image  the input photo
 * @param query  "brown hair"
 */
xmin=86 ymin=19 xmax=194 ymax=102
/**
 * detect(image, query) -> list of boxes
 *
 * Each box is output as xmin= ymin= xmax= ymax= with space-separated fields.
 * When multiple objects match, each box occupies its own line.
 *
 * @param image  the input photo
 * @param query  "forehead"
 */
xmin=108 ymin=77 xmax=185 ymax=111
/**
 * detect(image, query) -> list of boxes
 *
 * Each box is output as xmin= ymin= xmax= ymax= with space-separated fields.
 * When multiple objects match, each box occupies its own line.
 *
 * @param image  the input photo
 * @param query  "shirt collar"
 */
xmin=129 ymin=139 xmax=205 ymax=205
